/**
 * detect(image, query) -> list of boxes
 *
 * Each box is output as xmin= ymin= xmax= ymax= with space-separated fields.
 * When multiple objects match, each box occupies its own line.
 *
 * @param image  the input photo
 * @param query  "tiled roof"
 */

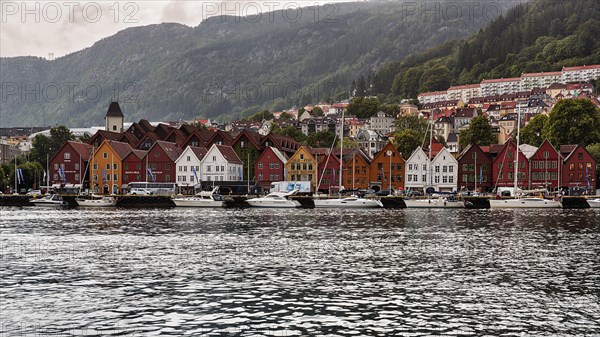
xmin=562 ymin=64 xmax=600 ymax=71
xmin=215 ymin=145 xmax=242 ymax=164
xmin=154 ymin=140 xmax=183 ymax=162
xmin=107 ymin=140 xmax=133 ymax=159
xmin=480 ymin=77 xmax=520 ymax=84
xmin=189 ymin=146 xmax=208 ymax=161
xmin=67 ymin=141 xmax=93 ymax=161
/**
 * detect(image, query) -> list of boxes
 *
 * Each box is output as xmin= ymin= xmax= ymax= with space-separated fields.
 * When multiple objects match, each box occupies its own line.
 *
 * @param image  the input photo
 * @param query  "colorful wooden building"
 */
xmin=369 ymin=142 xmax=405 ymax=192
xmin=285 ymin=146 xmax=318 ymax=191
xmin=255 ymin=146 xmax=288 ymax=190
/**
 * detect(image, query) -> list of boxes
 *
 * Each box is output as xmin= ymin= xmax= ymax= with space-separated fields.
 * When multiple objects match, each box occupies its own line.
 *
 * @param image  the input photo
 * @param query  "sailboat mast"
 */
xmin=428 ymin=112 xmax=433 ymax=190
xmin=339 ymin=109 xmax=344 ymax=194
xmin=514 ymin=109 xmax=521 ymax=194
xmin=352 ymin=153 xmax=355 ymax=190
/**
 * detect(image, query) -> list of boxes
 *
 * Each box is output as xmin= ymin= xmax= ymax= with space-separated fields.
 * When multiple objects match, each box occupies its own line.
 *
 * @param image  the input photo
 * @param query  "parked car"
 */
xmin=406 ymin=190 xmax=424 ymax=197
xmin=127 ymin=188 xmax=152 ymax=195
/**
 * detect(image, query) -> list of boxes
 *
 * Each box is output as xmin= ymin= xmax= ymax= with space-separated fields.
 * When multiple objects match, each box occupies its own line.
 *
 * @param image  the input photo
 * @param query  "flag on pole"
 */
xmin=147 ymin=168 xmax=155 ymax=182
xmin=479 ymin=165 xmax=483 ymax=183
xmin=586 ymin=165 xmax=590 ymax=189
xmin=43 ymin=170 xmax=47 ymax=182
xmin=19 ymin=168 xmax=25 ymax=183
xmin=16 ymin=169 xmax=22 ymax=184
xmin=192 ymin=166 xmax=198 ymax=183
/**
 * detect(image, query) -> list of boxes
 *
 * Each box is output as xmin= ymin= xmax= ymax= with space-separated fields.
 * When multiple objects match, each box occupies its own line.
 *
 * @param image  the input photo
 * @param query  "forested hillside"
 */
xmin=369 ymin=0 xmax=600 ymax=99
xmin=0 ymin=1 xmax=509 ymax=127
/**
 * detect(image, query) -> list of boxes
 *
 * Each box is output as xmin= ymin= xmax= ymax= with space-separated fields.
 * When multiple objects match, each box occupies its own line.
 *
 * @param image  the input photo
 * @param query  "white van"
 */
xmin=128 ymin=188 xmax=153 ymax=195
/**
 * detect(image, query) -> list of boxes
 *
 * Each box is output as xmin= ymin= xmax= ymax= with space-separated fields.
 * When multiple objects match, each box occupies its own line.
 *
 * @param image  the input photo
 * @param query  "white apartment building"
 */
xmin=446 ymin=84 xmax=482 ymax=102
xmin=417 ymin=90 xmax=448 ymax=104
xmin=520 ymin=71 xmax=562 ymax=91
xmin=561 ymin=64 xmax=600 ymax=83
xmin=480 ymin=78 xmax=521 ymax=96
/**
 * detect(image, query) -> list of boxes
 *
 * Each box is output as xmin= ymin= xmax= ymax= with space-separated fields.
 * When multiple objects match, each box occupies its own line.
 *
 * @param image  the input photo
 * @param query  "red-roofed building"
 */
xmin=492 ymin=140 xmax=530 ymax=190
xmin=457 ymin=143 xmax=493 ymax=193
xmin=144 ymin=141 xmax=183 ymax=183
xmin=122 ymin=149 xmax=147 ymax=186
xmin=528 ymin=140 xmax=561 ymax=190
xmin=49 ymin=141 xmax=93 ymax=189
xmin=255 ymin=146 xmax=288 ymax=191
xmin=562 ymin=144 xmax=596 ymax=193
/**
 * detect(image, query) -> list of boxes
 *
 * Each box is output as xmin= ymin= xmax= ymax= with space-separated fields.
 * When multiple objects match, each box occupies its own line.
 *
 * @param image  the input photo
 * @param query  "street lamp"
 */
xmin=386 ymin=150 xmax=392 ymax=192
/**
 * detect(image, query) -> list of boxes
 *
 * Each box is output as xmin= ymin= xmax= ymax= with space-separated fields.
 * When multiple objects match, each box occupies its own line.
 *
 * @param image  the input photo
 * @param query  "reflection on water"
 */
xmin=1 ymin=207 xmax=599 ymax=336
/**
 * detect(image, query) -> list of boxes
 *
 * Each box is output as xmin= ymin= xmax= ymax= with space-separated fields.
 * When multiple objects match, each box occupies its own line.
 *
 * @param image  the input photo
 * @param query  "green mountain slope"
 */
xmin=370 ymin=0 xmax=600 ymax=99
xmin=0 ymin=1 xmax=508 ymax=127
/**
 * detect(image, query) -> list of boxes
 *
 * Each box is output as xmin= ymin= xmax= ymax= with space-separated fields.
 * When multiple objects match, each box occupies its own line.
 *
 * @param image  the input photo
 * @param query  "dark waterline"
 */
xmin=1 ymin=207 xmax=599 ymax=336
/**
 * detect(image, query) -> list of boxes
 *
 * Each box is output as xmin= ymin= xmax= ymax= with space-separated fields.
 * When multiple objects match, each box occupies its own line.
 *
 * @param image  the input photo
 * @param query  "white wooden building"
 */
xmin=175 ymin=146 xmax=208 ymax=187
xmin=200 ymin=144 xmax=243 ymax=182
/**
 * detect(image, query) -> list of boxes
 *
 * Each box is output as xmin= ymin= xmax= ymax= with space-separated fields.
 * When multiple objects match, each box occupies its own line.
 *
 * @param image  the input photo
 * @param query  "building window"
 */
xmin=165 ymin=163 xmax=171 ymax=170
xmin=151 ymin=163 xmax=157 ymax=170
xmin=54 ymin=163 xmax=59 ymax=170
xmin=166 ymin=174 xmax=171 ymax=181
xmin=106 ymin=163 xmax=110 ymax=169
xmin=103 ymin=152 xmax=108 ymax=159
xmin=113 ymin=163 xmax=118 ymax=170
xmin=113 ymin=174 xmax=118 ymax=181
xmin=93 ymin=163 xmax=98 ymax=170
xmin=187 ymin=156 xmax=191 ymax=162
xmin=258 ymin=162 xmax=263 ymax=169
xmin=64 ymin=152 xmax=71 ymax=160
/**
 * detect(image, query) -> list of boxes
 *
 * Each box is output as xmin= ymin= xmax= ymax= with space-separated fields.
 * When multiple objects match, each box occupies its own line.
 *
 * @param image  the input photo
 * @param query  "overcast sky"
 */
xmin=1 ymin=0 xmax=349 ymax=58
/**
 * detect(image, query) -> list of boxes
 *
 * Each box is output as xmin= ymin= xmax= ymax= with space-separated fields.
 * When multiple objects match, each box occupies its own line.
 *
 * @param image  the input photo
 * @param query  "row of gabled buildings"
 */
xmin=47 ymin=102 xmax=596 ymax=195
xmin=51 ymin=136 xmax=596 ymax=195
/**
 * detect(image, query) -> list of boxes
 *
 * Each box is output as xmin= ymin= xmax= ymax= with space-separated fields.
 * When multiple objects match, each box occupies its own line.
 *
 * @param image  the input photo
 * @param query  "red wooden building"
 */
xmin=122 ymin=149 xmax=147 ymax=185
xmin=49 ymin=141 xmax=93 ymax=188
xmin=561 ymin=144 xmax=596 ymax=193
xmin=254 ymin=146 xmax=288 ymax=191
xmin=143 ymin=140 xmax=183 ymax=183
xmin=492 ymin=140 xmax=529 ymax=190
xmin=456 ymin=143 xmax=493 ymax=193
xmin=527 ymin=140 xmax=561 ymax=190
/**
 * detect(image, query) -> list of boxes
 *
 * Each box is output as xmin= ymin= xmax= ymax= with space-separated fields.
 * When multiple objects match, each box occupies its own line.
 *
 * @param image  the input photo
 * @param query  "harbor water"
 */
xmin=1 ymin=207 xmax=599 ymax=336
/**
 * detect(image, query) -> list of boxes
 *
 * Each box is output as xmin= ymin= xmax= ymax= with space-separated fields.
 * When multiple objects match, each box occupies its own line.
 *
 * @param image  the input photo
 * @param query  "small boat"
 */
xmin=404 ymin=197 xmax=464 ymax=208
xmin=246 ymin=190 xmax=301 ymax=208
xmin=314 ymin=195 xmax=382 ymax=208
xmin=587 ymin=198 xmax=600 ymax=208
xmin=489 ymin=197 xmax=562 ymax=209
xmin=173 ymin=187 xmax=225 ymax=207
xmin=30 ymin=194 xmax=67 ymax=207
xmin=75 ymin=195 xmax=117 ymax=207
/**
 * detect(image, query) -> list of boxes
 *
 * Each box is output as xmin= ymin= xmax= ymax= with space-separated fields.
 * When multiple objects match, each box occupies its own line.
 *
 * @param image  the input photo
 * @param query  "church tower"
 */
xmin=105 ymin=101 xmax=124 ymax=132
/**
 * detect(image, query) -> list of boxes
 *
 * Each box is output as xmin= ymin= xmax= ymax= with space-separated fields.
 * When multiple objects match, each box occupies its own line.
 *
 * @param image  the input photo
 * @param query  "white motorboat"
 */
xmin=173 ymin=187 xmax=225 ymax=207
xmin=30 ymin=194 xmax=67 ymax=207
xmin=489 ymin=197 xmax=562 ymax=209
xmin=75 ymin=195 xmax=117 ymax=207
xmin=404 ymin=197 xmax=464 ymax=208
xmin=586 ymin=198 xmax=600 ymax=208
xmin=314 ymin=196 xmax=382 ymax=208
xmin=246 ymin=190 xmax=301 ymax=208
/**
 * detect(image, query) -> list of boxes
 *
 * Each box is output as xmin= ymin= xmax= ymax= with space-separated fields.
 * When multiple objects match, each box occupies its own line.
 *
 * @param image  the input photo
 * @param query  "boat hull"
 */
xmin=587 ymin=199 xmax=600 ymax=208
xmin=489 ymin=198 xmax=562 ymax=209
xmin=246 ymin=199 xmax=300 ymax=208
xmin=173 ymin=198 xmax=224 ymax=207
xmin=75 ymin=197 xmax=116 ymax=207
xmin=314 ymin=198 xmax=382 ymax=208
xmin=403 ymin=199 xmax=464 ymax=208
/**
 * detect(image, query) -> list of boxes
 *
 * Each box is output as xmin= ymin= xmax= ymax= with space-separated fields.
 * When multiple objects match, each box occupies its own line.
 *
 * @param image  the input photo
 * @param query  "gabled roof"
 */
xmin=266 ymin=146 xmax=288 ymax=164
xmin=190 ymin=146 xmax=208 ymax=161
xmin=290 ymin=146 xmax=317 ymax=163
xmin=343 ymin=148 xmax=372 ymax=164
xmin=88 ymin=130 xmax=121 ymax=143
xmin=68 ymin=141 xmax=94 ymax=161
xmin=206 ymin=130 xmax=234 ymax=146
xmin=432 ymin=147 xmax=457 ymax=164
xmin=406 ymin=146 xmax=429 ymax=163
xmin=150 ymin=140 xmax=184 ymax=162
xmin=518 ymin=144 xmax=538 ymax=159
xmin=232 ymin=130 xmax=263 ymax=149
xmin=117 ymin=132 xmax=139 ymax=146
xmin=105 ymin=102 xmax=124 ymax=118
xmin=105 ymin=140 xmax=133 ymax=160
xmin=213 ymin=144 xmax=243 ymax=164
xmin=178 ymin=124 xmax=197 ymax=137
xmin=128 ymin=149 xmax=147 ymax=160
xmin=454 ymin=107 xmax=478 ymax=118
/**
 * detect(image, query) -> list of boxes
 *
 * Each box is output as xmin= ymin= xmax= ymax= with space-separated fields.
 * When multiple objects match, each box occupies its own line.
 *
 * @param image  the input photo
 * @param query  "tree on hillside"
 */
xmin=586 ymin=143 xmax=600 ymax=183
xmin=307 ymin=130 xmax=337 ymax=148
xmin=246 ymin=110 xmax=274 ymax=122
xmin=337 ymin=137 xmax=358 ymax=149
xmin=346 ymin=97 xmax=380 ymax=118
xmin=520 ymin=114 xmax=548 ymax=146
xmin=271 ymin=125 xmax=306 ymax=144
xmin=312 ymin=107 xmax=324 ymax=117
xmin=394 ymin=114 xmax=429 ymax=135
xmin=459 ymin=116 xmax=496 ymax=150
xmin=279 ymin=112 xmax=294 ymax=120
xmin=542 ymin=99 xmax=600 ymax=146
xmin=393 ymin=129 xmax=423 ymax=159
xmin=29 ymin=126 xmax=75 ymax=167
